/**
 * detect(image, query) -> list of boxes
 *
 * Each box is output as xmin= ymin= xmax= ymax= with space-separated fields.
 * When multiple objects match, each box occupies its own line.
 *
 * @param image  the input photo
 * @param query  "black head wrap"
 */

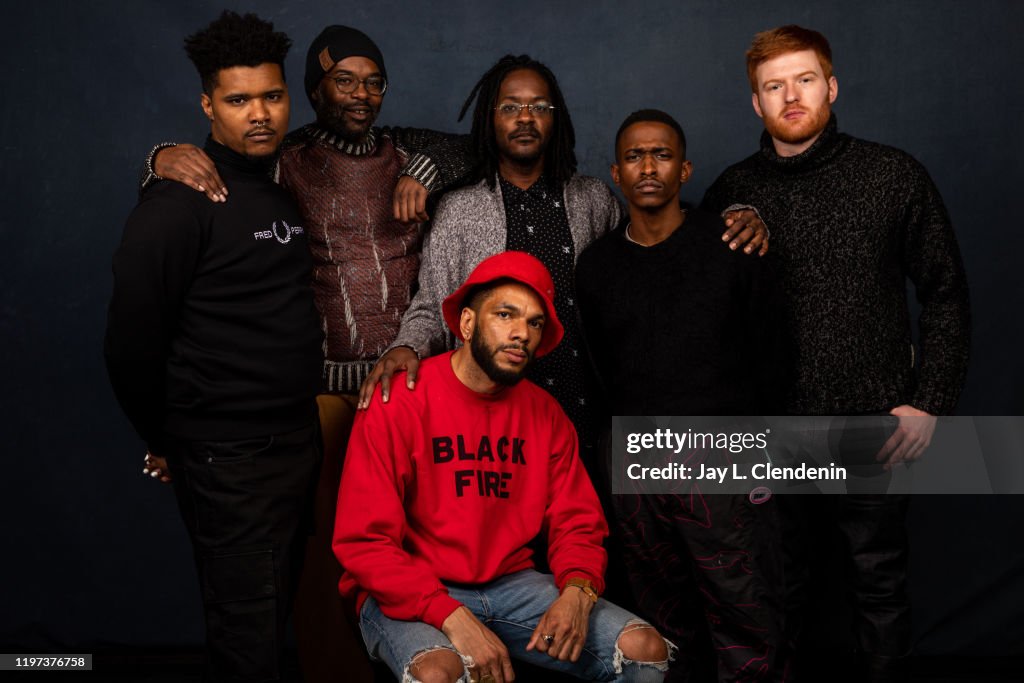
xmin=304 ymin=25 xmax=386 ymax=104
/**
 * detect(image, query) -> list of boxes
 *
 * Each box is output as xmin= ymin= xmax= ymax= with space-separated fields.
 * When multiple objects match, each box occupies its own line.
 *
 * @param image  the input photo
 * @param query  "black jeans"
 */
xmin=164 ymin=421 xmax=320 ymax=683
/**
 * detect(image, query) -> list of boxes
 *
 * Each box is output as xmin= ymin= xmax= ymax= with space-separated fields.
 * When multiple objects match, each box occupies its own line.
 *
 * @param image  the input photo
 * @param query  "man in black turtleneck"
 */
xmin=104 ymin=12 xmax=322 ymax=682
xmin=702 ymin=26 xmax=970 ymax=683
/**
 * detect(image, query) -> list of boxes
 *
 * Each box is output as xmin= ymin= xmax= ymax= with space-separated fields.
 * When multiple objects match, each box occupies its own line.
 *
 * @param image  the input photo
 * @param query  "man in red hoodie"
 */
xmin=334 ymin=251 xmax=671 ymax=683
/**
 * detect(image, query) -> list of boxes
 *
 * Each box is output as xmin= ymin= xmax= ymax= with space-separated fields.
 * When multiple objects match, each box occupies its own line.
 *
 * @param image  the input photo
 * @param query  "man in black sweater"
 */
xmin=143 ymin=26 xmax=478 ymax=682
xmin=701 ymin=26 xmax=970 ymax=683
xmin=576 ymin=110 xmax=790 ymax=683
xmin=104 ymin=12 xmax=322 ymax=682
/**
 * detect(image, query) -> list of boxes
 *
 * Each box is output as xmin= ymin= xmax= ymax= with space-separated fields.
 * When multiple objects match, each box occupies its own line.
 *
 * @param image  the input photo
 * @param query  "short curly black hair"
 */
xmin=184 ymin=11 xmax=292 ymax=94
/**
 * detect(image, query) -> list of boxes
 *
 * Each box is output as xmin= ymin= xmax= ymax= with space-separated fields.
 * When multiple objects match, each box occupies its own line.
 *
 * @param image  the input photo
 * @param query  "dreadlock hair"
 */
xmin=614 ymin=109 xmax=687 ymax=160
xmin=457 ymin=55 xmax=577 ymax=189
xmin=184 ymin=11 xmax=292 ymax=95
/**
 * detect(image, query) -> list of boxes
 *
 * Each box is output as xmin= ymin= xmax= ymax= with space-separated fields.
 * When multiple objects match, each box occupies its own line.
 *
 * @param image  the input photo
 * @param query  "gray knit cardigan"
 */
xmin=390 ymin=175 xmax=622 ymax=358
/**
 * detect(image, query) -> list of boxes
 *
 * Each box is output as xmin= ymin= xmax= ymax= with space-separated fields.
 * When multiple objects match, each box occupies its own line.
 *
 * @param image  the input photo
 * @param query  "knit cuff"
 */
xmin=722 ymin=202 xmax=770 ymax=239
xmin=386 ymin=338 xmax=431 ymax=364
xmin=910 ymin=390 xmax=957 ymax=417
xmin=323 ymin=359 xmax=378 ymax=394
xmin=140 ymin=141 xmax=178 ymax=192
xmin=422 ymin=592 xmax=463 ymax=631
xmin=401 ymin=153 xmax=442 ymax=193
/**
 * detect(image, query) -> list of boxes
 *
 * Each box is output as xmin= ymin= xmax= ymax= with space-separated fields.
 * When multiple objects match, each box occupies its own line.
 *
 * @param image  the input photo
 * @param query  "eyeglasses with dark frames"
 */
xmin=331 ymin=73 xmax=387 ymax=96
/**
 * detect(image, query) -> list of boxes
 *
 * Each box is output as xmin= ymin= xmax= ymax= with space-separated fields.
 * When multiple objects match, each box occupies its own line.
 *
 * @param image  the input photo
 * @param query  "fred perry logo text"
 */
xmin=254 ymin=221 xmax=304 ymax=244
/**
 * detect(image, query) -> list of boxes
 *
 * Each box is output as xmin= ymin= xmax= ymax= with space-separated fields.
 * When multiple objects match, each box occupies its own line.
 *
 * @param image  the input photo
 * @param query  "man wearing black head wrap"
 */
xmin=147 ymin=24 xmax=474 ymax=397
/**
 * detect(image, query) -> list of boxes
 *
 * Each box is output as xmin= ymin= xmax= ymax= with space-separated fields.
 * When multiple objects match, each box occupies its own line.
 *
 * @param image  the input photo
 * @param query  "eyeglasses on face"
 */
xmin=331 ymin=73 xmax=387 ymax=96
xmin=494 ymin=102 xmax=556 ymax=117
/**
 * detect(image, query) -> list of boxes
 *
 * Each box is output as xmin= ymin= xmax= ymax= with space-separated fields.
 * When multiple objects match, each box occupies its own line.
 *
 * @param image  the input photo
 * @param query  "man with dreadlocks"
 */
xmin=361 ymin=54 xmax=767 ymax=472
xmin=105 ymin=12 xmax=322 ymax=681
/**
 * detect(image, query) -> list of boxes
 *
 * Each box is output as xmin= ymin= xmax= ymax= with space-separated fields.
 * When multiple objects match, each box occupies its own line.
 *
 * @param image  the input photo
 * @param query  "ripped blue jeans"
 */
xmin=359 ymin=569 xmax=673 ymax=682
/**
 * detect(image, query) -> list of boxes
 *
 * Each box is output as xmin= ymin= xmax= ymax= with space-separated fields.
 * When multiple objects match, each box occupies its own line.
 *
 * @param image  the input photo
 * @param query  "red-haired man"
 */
xmin=703 ymin=25 xmax=970 ymax=683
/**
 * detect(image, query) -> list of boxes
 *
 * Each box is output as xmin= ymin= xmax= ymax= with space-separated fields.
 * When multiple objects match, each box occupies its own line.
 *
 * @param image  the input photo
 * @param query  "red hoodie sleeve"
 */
xmin=543 ymin=408 xmax=609 ymax=595
xmin=332 ymin=391 xmax=462 ymax=629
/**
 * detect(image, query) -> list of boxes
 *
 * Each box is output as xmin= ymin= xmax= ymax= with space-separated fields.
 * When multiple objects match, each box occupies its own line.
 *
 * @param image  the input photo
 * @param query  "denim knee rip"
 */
xmin=403 ymin=645 xmax=474 ymax=683
xmin=612 ymin=619 xmax=678 ymax=675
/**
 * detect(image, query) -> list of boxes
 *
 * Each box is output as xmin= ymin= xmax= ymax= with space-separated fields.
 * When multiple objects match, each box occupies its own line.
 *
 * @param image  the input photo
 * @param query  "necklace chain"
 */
xmin=624 ymin=209 xmax=687 ymax=246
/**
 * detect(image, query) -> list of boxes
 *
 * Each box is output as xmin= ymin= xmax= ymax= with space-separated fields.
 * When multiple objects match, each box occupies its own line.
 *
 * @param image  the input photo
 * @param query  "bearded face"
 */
xmin=752 ymin=49 xmax=837 ymax=156
xmin=463 ymin=282 xmax=546 ymax=387
xmin=313 ymin=56 xmax=383 ymax=143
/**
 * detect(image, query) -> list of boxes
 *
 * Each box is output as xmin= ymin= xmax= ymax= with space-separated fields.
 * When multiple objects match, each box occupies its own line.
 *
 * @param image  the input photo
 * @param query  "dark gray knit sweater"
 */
xmin=702 ymin=115 xmax=969 ymax=415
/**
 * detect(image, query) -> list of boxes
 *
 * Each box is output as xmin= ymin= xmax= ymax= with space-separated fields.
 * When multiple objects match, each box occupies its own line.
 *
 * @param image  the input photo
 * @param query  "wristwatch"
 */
xmin=564 ymin=577 xmax=599 ymax=603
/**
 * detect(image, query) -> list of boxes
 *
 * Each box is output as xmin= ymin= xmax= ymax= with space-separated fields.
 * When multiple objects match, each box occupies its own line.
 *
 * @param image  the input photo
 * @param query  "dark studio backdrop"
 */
xmin=1 ymin=0 xmax=1022 ymax=661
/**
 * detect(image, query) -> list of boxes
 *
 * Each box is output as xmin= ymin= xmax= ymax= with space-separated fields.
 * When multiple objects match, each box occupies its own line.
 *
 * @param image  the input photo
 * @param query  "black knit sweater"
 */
xmin=702 ymin=115 xmax=970 ymax=415
xmin=576 ymin=208 xmax=789 ymax=416
xmin=106 ymin=139 xmax=323 ymax=453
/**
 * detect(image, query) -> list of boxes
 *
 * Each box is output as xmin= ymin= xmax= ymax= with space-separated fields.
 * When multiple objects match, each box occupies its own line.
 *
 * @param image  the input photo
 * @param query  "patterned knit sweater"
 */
xmin=142 ymin=125 xmax=473 ymax=394
xmin=277 ymin=124 xmax=472 ymax=392
xmin=702 ymin=115 xmax=969 ymax=415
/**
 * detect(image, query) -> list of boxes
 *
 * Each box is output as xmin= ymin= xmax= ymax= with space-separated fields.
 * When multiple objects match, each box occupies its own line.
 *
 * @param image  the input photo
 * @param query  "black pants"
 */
xmin=164 ymin=422 xmax=320 ymax=683
xmin=612 ymin=492 xmax=790 ymax=683
xmin=782 ymin=494 xmax=911 ymax=658
xmin=772 ymin=416 xmax=911 ymax=681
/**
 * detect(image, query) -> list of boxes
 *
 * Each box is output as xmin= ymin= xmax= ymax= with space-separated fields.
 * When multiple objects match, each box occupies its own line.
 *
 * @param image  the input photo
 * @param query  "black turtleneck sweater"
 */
xmin=106 ymin=138 xmax=323 ymax=453
xmin=702 ymin=115 xmax=970 ymax=416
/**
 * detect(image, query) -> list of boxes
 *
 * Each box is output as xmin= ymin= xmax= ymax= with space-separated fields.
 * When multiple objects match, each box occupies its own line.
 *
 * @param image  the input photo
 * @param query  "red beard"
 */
xmin=764 ymin=100 xmax=831 ymax=148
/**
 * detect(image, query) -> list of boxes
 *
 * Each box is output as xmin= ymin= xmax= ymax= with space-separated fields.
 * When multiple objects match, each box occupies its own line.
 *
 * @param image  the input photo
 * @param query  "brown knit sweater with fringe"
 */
xmin=278 ymin=124 xmax=471 ymax=393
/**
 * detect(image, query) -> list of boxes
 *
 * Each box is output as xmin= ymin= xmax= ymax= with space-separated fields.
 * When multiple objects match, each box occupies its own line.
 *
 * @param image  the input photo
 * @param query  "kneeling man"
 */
xmin=334 ymin=251 xmax=671 ymax=683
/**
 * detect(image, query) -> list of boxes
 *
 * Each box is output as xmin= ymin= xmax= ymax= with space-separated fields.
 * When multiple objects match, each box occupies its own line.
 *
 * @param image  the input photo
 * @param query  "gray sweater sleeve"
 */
xmin=388 ymin=181 xmax=509 ymax=359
